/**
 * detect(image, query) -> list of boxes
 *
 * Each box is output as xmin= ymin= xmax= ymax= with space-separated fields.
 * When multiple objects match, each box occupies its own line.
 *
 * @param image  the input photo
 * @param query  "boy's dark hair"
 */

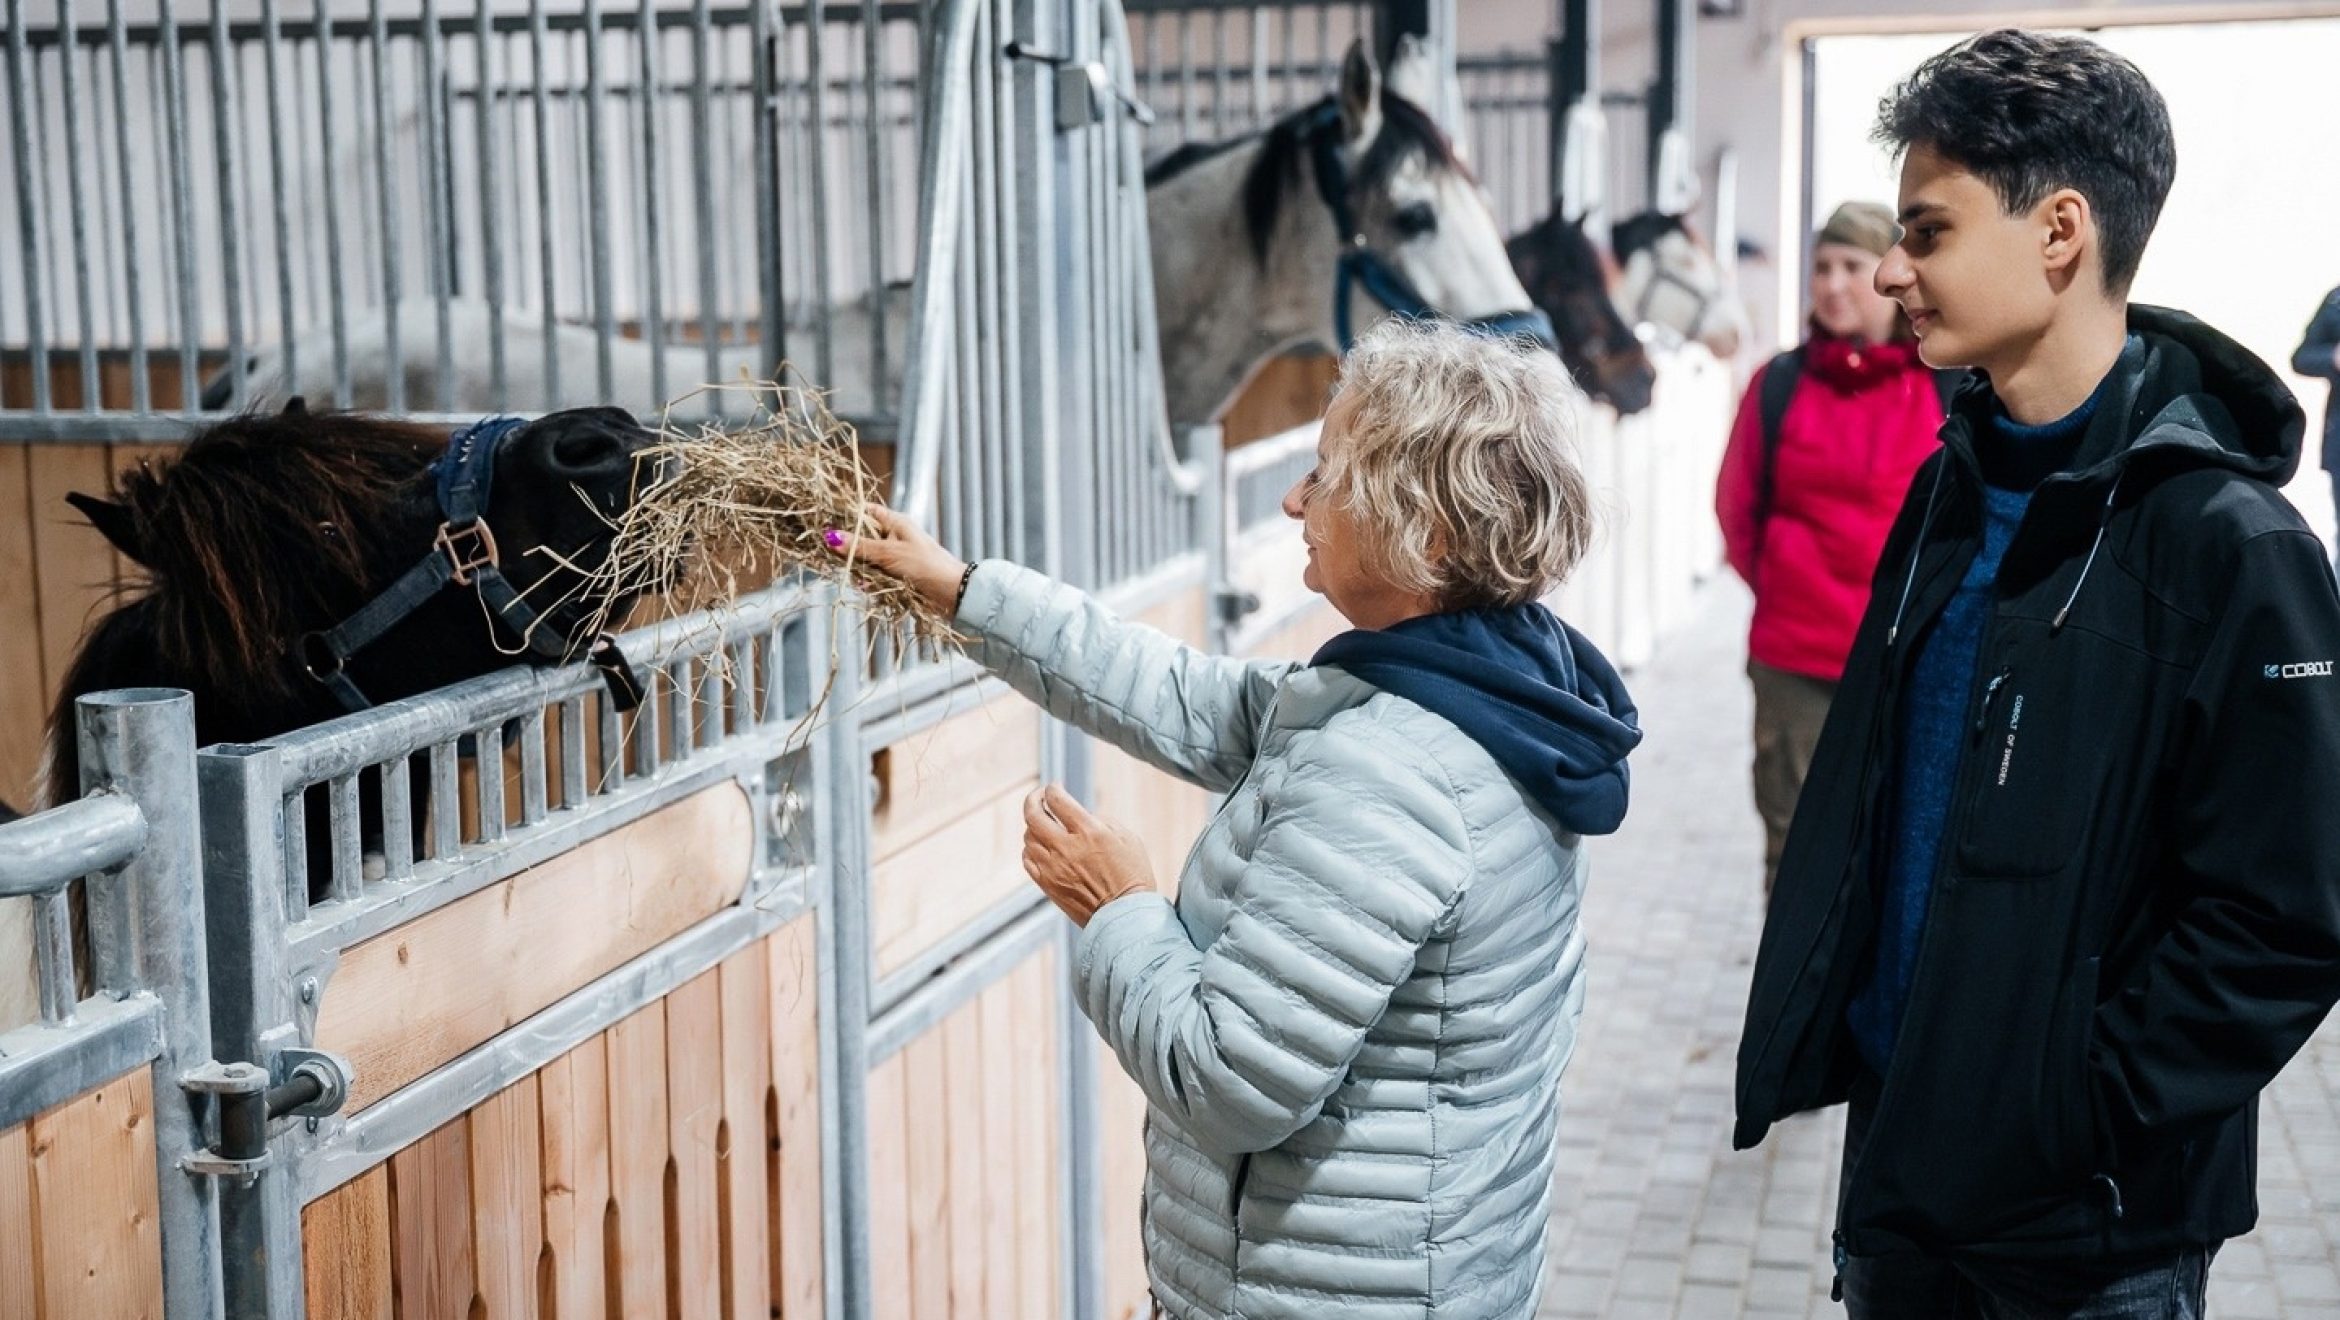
xmin=1874 ymin=29 xmax=2175 ymax=293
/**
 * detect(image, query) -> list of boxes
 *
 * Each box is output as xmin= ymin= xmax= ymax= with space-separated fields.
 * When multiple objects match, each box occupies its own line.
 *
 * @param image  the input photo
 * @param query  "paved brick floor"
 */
xmin=1538 ymin=577 xmax=2340 ymax=1319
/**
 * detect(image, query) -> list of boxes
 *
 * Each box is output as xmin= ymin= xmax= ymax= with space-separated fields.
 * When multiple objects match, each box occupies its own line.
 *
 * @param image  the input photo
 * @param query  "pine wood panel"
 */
xmin=1219 ymin=351 xmax=1339 ymax=448
xmin=940 ymin=1007 xmax=987 ymax=1319
xmin=976 ymin=981 xmax=1019 ymax=1320
xmin=295 ymin=907 xmax=820 ymax=1320
xmin=303 ymin=1167 xmax=395 ymax=1320
xmin=0 ymin=1121 xmax=36 ymax=1320
xmin=666 ymin=970 xmax=726 ymax=1320
xmin=25 ymin=1069 xmax=164 ymax=1320
xmin=869 ymin=700 xmax=1042 ymax=862
xmin=903 ymin=1029 xmax=952 ymax=1320
xmin=536 ymin=1033 xmax=612 ymax=1320
xmin=467 ymin=1078 xmax=544 ymax=1320
xmin=316 ymin=782 xmax=754 ymax=1112
xmin=25 ymin=445 xmax=121 ymax=703
xmin=864 ymin=1053 xmax=912 ymax=1320
xmin=388 ymin=1118 xmax=476 ymax=1320
xmin=1011 ymin=951 xmax=1062 ymax=1320
xmin=604 ymin=1003 xmax=671 ymax=1320
xmin=0 ymin=445 xmax=49 ymax=810
xmin=870 ymin=784 xmax=1035 ymax=978
xmin=769 ymin=916 xmax=824 ymax=1319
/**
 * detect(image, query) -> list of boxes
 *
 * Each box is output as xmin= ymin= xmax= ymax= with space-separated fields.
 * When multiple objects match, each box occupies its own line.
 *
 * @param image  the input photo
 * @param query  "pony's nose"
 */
xmin=529 ymin=408 xmax=650 ymax=478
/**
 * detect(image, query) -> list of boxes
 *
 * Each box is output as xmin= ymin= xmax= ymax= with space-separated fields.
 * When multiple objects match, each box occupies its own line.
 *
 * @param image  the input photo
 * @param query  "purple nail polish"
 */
xmin=823 ymin=529 xmax=843 ymax=549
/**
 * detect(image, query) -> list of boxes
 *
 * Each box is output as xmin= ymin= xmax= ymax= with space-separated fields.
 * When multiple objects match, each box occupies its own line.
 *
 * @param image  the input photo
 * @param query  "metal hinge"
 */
xmin=1213 ymin=587 xmax=1262 ymax=627
xmin=180 ymin=1048 xmax=353 ymax=1180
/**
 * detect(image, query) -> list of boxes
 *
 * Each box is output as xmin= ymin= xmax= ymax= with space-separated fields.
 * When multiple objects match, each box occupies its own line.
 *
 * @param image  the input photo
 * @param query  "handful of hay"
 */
xmin=574 ymin=381 xmax=958 ymax=648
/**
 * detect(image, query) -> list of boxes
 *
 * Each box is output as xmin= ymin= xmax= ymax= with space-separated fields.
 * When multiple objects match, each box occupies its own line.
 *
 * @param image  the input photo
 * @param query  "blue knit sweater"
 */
xmin=1846 ymin=378 xmax=2111 ymax=1073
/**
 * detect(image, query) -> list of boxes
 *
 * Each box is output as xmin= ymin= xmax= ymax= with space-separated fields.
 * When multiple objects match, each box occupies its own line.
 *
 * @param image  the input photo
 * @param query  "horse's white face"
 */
xmin=1352 ymin=147 xmax=1535 ymax=331
xmin=1621 ymin=230 xmax=1747 ymax=359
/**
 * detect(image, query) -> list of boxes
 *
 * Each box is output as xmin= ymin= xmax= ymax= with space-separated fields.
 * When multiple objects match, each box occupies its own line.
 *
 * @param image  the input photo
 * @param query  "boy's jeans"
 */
xmin=1838 ymin=1076 xmax=2215 ymax=1319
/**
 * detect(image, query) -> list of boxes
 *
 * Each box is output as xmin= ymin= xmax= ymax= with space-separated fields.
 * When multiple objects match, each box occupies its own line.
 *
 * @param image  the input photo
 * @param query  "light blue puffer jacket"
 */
xmin=959 ymin=563 xmax=1596 ymax=1320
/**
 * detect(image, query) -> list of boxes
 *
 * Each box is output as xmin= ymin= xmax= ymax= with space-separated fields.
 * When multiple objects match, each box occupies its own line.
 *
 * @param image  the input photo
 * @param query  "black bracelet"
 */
xmin=952 ymin=561 xmax=980 ymax=615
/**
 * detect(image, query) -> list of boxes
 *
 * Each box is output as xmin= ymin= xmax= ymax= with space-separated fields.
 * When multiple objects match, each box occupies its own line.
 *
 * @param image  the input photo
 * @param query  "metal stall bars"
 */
xmin=0 ymin=690 xmax=226 ymax=1319
xmin=0 ymin=1 xmax=928 ymax=433
xmin=194 ymin=582 xmax=833 ymax=1317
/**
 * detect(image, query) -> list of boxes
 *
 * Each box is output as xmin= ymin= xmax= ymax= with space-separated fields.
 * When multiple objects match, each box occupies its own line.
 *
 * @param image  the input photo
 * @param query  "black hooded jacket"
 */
xmin=1734 ymin=306 xmax=2340 ymax=1261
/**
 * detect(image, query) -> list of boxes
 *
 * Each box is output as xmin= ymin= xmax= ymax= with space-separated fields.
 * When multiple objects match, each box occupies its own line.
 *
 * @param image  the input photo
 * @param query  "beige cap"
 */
xmin=1816 ymin=201 xmax=1897 ymax=258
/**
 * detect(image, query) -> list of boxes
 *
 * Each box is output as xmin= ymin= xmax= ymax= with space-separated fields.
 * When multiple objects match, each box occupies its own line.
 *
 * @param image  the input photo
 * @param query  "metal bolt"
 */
xmin=298 ymin=978 xmax=317 ymax=1006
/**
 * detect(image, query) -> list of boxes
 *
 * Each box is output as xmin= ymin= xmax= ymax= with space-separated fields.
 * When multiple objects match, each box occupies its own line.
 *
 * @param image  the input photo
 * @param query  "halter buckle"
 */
xmin=435 ymin=519 xmax=501 ymax=586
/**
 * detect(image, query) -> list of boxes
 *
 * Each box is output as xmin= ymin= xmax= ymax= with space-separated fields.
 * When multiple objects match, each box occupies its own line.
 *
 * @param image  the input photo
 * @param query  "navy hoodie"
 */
xmin=1312 ymin=604 xmax=1642 ymax=835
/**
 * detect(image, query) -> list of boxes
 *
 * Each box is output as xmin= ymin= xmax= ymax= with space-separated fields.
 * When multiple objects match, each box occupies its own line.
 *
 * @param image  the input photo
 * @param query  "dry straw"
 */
xmin=568 ymin=379 xmax=960 ymax=655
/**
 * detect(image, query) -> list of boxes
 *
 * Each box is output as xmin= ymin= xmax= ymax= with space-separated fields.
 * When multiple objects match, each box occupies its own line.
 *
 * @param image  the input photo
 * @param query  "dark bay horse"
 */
xmin=1506 ymin=211 xmax=1658 ymax=415
xmin=47 ymin=402 xmax=667 ymax=891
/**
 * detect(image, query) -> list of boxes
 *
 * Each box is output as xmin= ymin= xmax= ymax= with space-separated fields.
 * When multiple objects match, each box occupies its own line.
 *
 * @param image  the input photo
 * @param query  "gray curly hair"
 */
xmin=1319 ymin=319 xmax=1597 ymax=610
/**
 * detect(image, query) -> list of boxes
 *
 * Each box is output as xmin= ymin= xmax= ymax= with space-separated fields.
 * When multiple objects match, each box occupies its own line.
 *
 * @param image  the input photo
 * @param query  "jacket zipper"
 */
xmin=1171 ymin=691 xmax=1284 ymax=889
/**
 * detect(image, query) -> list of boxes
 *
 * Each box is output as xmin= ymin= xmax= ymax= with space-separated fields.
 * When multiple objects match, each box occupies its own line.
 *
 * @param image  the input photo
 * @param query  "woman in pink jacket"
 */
xmin=1715 ymin=201 xmax=1947 ymax=890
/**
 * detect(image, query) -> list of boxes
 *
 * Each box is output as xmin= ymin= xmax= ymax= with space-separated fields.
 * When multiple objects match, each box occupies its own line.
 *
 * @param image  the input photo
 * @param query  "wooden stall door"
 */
xmin=300 ymin=915 xmax=824 ymax=1320
xmin=865 ymin=943 xmax=1064 ymax=1320
xmin=0 ymin=1069 xmax=167 ymax=1320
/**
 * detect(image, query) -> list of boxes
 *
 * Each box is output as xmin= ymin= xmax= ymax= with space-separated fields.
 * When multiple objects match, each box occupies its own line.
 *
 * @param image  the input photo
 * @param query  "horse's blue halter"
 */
xmin=1303 ymin=104 xmax=1557 ymax=354
xmin=298 ymin=414 xmax=645 ymax=714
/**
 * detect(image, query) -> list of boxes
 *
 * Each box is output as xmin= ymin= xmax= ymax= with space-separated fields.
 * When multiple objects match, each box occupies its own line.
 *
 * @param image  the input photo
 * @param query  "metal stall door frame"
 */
xmin=193 ymin=584 xmax=837 ymax=1319
xmin=0 ymin=690 xmax=233 ymax=1320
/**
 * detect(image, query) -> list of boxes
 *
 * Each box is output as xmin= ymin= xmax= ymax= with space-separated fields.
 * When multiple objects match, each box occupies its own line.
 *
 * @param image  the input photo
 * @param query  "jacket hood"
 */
xmin=1312 ymin=604 xmax=1642 ymax=834
xmin=1944 ymin=304 xmax=2306 ymax=490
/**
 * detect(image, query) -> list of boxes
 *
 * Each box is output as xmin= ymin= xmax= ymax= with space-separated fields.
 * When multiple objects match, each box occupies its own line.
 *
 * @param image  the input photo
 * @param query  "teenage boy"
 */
xmin=1734 ymin=29 xmax=2340 ymax=1318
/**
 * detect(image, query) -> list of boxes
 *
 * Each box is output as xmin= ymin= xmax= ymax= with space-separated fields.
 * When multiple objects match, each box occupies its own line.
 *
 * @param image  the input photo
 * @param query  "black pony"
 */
xmin=48 ymin=402 xmax=666 ymax=889
xmin=1507 ymin=211 xmax=1657 ymax=415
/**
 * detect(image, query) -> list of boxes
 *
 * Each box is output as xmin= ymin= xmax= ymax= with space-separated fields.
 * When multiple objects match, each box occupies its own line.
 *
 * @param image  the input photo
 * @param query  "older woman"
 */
xmin=833 ymin=319 xmax=1639 ymax=1319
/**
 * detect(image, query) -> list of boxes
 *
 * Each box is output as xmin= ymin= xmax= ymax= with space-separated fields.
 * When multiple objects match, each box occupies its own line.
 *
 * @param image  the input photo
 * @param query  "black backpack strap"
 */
xmin=1754 ymin=346 xmax=1805 ymax=527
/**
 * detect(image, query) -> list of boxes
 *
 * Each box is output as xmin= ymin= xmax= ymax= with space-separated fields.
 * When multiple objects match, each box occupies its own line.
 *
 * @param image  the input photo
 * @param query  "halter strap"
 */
xmin=1302 ymin=104 xmax=1557 ymax=354
xmin=299 ymin=414 xmax=646 ymax=715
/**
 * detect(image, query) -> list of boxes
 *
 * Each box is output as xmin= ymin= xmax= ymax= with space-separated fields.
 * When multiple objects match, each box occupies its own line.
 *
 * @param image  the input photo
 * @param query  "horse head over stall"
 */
xmin=1143 ymin=38 xmax=1556 ymax=428
xmin=1506 ymin=212 xmax=1658 ymax=415
xmin=47 ymin=402 xmax=669 ymax=890
xmin=1611 ymin=209 xmax=1748 ymax=361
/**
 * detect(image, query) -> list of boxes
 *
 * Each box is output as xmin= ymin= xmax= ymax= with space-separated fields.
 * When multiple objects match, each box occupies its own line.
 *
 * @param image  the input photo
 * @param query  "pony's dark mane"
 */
xmin=1611 ymin=209 xmax=1690 ymax=262
xmin=98 ymin=410 xmax=446 ymax=705
xmin=1146 ymin=88 xmax=1467 ymax=267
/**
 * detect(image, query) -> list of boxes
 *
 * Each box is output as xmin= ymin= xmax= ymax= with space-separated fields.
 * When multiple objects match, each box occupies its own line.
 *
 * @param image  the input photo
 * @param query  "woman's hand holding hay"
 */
xmin=823 ymin=502 xmax=968 ymax=618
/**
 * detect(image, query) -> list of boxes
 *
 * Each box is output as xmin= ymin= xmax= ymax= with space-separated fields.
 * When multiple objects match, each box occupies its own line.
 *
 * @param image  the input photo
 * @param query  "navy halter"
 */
xmin=1303 ymin=104 xmax=1557 ymax=353
xmin=298 ymin=414 xmax=645 ymax=714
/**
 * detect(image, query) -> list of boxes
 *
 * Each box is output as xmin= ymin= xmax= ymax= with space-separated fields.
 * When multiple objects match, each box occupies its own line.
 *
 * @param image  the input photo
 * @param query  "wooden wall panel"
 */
xmin=864 ymin=1053 xmax=913 ymax=1320
xmin=388 ymin=1118 xmax=476 ymax=1320
xmin=25 ymin=1069 xmax=165 ymax=1320
xmin=768 ymin=917 xmax=824 ymax=1319
xmin=317 ymin=783 xmax=753 ymax=1112
xmin=299 ymin=914 xmax=821 ymax=1320
xmin=304 ymin=1168 xmax=395 ymax=1320
xmin=870 ymin=786 xmax=1034 ymax=979
xmin=0 ymin=1120 xmax=37 ymax=1320
xmin=0 ymin=446 xmax=49 ymax=810
xmin=1219 ymin=351 xmax=1339 ymax=449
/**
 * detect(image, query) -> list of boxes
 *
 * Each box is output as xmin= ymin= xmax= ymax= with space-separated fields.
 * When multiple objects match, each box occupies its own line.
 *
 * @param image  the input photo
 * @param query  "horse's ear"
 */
xmin=66 ymin=492 xmax=148 ymax=565
xmin=1336 ymin=37 xmax=1381 ymax=146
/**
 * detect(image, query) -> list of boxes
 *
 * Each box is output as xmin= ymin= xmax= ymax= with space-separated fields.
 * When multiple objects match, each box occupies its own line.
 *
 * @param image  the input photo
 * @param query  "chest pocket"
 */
xmin=1952 ymin=626 xmax=2174 ymax=879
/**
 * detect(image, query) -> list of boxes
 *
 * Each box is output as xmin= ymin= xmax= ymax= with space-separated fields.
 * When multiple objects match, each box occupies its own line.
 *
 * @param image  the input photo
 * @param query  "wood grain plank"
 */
xmin=768 ymin=917 xmax=823 ymax=1319
xmin=536 ymin=1034 xmax=612 ymax=1320
xmin=28 ymin=1069 xmax=162 ymax=1320
xmin=902 ymin=1029 xmax=950 ymax=1320
xmin=468 ymin=1078 xmax=544 ymax=1320
xmin=1219 ymin=350 xmax=1339 ymax=448
xmin=864 ymin=1053 xmax=911 ymax=1320
xmin=302 ymin=1166 xmax=394 ymax=1320
xmin=25 ymin=445 xmax=120 ymax=701
xmin=317 ymin=783 xmax=753 ymax=1112
xmin=977 ymin=980 xmax=1018 ymax=1320
xmin=870 ymin=785 xmax=1035 ymax=978
xmin=665 ymin=971 xmax=725 ymax=1320
xmin=604 ymin=1004 xmax=670 ymax=1320
xmin=1012 ymin=953 xmax=1060 ymax=1320
xmin=0 ymin=444 xmax=49 ymax=811
xmin=389 ymin=1118 xmax=476 ymax=1320
xmin=0 ymin=1121 xmax=38 ymax=1320
xmin=717 ymin=942 xmax=774 ymax=1320
xmin=869 ymin=699 xmax=1042 ymax=862
xmin=940 ymin=1004 xmax=988 ymax=1319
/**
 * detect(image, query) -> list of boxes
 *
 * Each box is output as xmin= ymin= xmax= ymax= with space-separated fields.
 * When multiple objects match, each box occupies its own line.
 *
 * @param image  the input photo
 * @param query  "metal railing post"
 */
xmin=77 ymin=688 xmax=225 ymax=1320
